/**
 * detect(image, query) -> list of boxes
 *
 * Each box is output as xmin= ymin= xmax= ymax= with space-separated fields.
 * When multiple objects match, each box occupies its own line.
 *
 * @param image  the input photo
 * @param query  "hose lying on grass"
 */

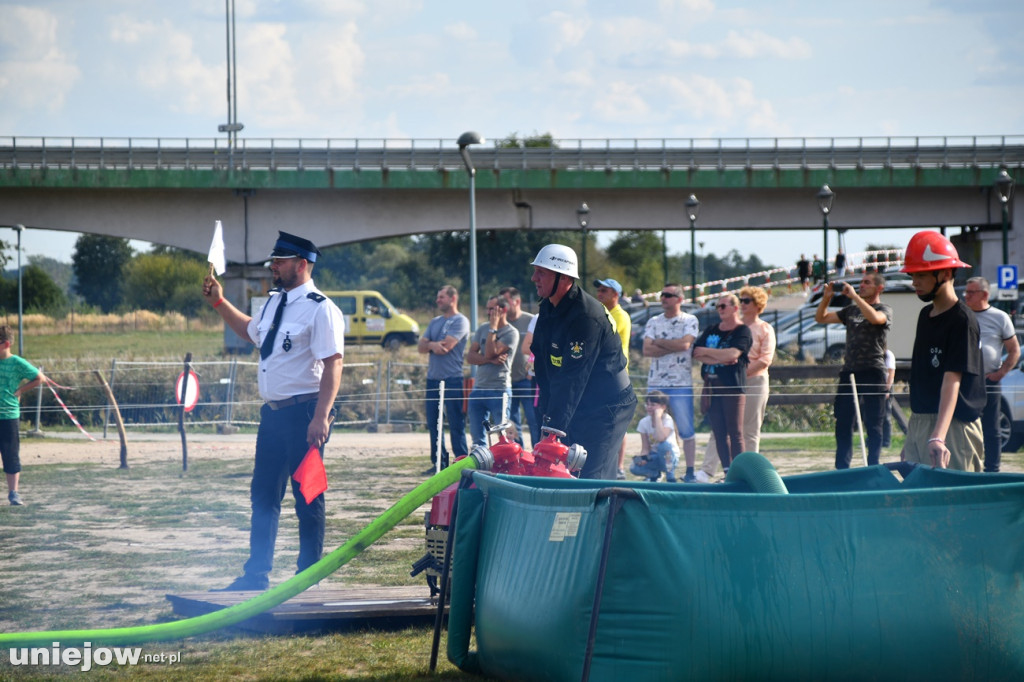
xmin=0 ymin=453 xmax=485 ymax=648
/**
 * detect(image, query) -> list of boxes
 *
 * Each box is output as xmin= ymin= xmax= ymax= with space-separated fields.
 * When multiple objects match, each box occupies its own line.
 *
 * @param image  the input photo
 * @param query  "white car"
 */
xmin=775 ymin=315 xmax=847 ymax=363
xmin=999 ymin=356 xmax=1024 ymax=452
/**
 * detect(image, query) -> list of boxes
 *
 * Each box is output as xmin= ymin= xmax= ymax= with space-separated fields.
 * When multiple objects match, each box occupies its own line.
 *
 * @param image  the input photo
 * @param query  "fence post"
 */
xmin=27 ymin=364 xmax=44 ymax=437
xmin=178 ymin=353 xmax=191 ymax=472
xmin=385 ymin=359 xmax=392 ymax=424
xmin=373 ymin=358 xmax=382 ymax=425
xmin=104 ymin=359 xmax=117 ymax=439
xmin=219 ymin=358 xmax=239 ymax=435
xmin=94 ymin=370 xmax=129 ymax=469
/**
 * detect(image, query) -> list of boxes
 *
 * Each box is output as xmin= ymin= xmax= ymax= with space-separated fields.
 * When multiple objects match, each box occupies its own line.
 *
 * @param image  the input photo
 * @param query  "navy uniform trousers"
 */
xmin=243 ymin=400 xmax=329 ymax=580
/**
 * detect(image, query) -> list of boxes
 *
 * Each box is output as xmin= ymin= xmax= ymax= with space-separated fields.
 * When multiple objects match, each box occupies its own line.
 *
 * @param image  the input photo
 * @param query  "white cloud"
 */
xmin=665 ymin=39 xmax=720 ymax=60
xmin=653 ymin=74 xmax=780 ymax=134
xmin=0 ymin=6 xmax=80 ymax=114
xmin=721 ymin=29 xmax=812 ymax=59
xmin=592 ymin=81 xmax=650 ymax=123
xmin=665 ymin=30 xmax=811 ymax=61
xmin=443 ymin=21 xmax=476 ymax=41
xmin=658 ymin=0 xmax=715 ymax=12
xmin=547 ymin=10 xmax=590 ymax=47
xmin=108 ymin=15 xmax=221 ymax=116
xmin=238 ymin=23 xmax=305 ymax=131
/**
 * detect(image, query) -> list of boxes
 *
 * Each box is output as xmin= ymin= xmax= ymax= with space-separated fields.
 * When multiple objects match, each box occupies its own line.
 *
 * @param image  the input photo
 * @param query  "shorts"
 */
xmin=649 ymin=386 xmax=695 ymax=439
xmin=0 ymin=418 xmax=21 ymax=474
xmin=903 ymin=412 xmax=983 ymax=472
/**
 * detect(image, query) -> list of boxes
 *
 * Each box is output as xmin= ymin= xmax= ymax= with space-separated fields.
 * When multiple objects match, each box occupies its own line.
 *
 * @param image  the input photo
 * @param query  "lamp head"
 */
xmin=995 ymin=169 xmax=1015 ymax=204
xmin=817 ymin=184 xmax=835 ymax=215
xmin=457 ymin=131 xmax=484 ymax=174
xmin=685 ymin=194 xmax=701 ymax=222
xmin=457 ymin=131 xmax=484 ymax=150
xmin=576 ymin=202 xmax=590 ymax=229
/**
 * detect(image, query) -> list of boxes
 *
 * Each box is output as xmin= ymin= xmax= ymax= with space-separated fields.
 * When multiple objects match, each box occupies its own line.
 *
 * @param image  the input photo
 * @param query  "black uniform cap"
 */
xmin=268 ymin=231 xmax=322 ymax=262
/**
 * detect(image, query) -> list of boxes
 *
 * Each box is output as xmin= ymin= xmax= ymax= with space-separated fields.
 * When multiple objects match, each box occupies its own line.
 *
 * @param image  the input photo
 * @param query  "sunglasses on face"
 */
xmin=739 ymin=297 xmax=753 ymax=304
xmin=660 ymin=292 xmax=679 ymax=298
xmin=716 ymin=303 xmax=730 ymax=310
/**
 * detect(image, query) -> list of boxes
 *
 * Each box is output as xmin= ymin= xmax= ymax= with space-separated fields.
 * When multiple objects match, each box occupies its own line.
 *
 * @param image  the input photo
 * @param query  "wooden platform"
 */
xmin=166 ymin=586 xmax=444 ymax=635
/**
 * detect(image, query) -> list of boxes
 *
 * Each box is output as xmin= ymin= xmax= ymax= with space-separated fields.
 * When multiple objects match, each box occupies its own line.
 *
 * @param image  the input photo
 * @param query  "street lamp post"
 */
xmin=698 ymin=241 xmax=705 ymax=282
xmin=0 ymin=225 xmax=24 ymax=354
xmin=817 ymin=185 xmax=835 ymax=284
xmin=995 ymin=169 xmax=1015 ymax=265
xmin=686 ymin=194 xmax=701 ymax=303
xmin=11 ymin=225 xmax=23 ymax=356
xmin=218 ymin=0 xmax=244 ymax=158
xmin=662 ymin=228 xmax=668 ymax=284
xmin=577 ymin=202 xmax=590 ymax=283
xmin=458 ymin=131 xmax=485 ymax=336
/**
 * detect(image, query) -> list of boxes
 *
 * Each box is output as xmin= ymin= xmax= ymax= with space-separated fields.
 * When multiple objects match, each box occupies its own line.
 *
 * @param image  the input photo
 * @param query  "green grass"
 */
xmin=0 ymin=443 xmax=480 ymax=680
xmin=1 ymin=431 xmax=1021 ymax=680
xmin=26 ymin=330 xmax=227 ymax=362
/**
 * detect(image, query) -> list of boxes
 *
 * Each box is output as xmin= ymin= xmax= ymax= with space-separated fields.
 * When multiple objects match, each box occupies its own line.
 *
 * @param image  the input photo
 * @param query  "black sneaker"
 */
xmin=211 ymin=574 xmax=269 ymax=592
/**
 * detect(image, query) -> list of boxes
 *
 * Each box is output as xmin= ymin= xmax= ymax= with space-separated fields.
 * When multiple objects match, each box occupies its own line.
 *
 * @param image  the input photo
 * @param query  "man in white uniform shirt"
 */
xmin=203 ymin=231 xmax=345 ymax=591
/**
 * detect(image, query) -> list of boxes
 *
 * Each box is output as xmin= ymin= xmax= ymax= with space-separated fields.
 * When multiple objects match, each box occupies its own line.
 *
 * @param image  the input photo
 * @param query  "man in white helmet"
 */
xmin=530 ymin=244 xmax=638 ymax=479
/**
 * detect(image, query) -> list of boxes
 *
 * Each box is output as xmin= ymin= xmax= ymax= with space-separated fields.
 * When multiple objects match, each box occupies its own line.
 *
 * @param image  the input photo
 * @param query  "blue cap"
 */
xmin=593 ymin=278 xmax=622 ymax=295
xmin=268 ymin=231 xmax=321 ymax=262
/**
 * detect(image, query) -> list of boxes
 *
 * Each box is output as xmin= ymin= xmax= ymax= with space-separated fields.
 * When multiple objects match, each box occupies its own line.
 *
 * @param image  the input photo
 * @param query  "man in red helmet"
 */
xmin=900 ymin=231 xmax=985 ymax=471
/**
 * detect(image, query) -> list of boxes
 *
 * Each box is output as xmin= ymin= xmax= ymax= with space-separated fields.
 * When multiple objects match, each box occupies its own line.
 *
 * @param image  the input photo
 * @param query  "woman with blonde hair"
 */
xmin=693 ymin=294 xmax=753 ymax=472
xmin=697 ymin=286 xmax=776 ymax=481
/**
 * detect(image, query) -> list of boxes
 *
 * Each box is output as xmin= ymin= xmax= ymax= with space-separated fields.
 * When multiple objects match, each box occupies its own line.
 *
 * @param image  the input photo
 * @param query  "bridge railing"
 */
xmin=2 ymin=135 xmax=1022 ymax=172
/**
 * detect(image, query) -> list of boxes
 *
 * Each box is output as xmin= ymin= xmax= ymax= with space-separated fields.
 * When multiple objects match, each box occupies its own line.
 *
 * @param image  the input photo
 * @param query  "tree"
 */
xmin=605 ymin=231 xmax=665 ymax=292
xmin=123 ymin=253 xmax=207 ymax=316
xmin=0 ymin=264 xmax=66 ymax=314
xmin=495 ymin=132 xmax=557 ymax=148
xmin=28 ymin=255 xmax=73 ymax=297
xmin=72 ymin=235 xmax=134 ymax=312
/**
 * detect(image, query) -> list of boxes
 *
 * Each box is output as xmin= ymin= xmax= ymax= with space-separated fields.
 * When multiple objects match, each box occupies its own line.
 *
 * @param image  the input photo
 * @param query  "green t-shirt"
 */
xmin=0 ymin=355 xmax=39 ymax=420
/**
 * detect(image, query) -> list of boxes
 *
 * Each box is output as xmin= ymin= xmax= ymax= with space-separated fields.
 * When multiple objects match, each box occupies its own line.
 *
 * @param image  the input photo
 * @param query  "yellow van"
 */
xmin=323 ymin=290 xmax=420 ymax=350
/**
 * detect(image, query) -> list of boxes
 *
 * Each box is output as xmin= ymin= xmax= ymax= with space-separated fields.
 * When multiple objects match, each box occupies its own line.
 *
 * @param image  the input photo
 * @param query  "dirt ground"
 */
xmin=2 ymin=428 xmax=1019 ymax=635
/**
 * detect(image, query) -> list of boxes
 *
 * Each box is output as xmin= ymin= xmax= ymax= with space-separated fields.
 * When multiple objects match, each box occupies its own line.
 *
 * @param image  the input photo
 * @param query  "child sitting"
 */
xmin=629 ymin=391 xmax=681 ymax=482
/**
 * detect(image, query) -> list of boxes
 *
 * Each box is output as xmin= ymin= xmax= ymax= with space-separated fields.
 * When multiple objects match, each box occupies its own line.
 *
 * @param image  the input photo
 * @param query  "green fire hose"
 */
xmin=0 ymin=454 xmax=483 ymax=648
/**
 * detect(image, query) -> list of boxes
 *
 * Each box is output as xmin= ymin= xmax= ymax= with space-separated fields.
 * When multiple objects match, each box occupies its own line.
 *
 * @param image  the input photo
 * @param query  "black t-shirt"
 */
xmin=837 ymin=302 xmax=892 ymax=372
xmin=695 ymin=323 xmax=753 ymax=391
xmin=909 ymin=300 xmax=985 ymax=422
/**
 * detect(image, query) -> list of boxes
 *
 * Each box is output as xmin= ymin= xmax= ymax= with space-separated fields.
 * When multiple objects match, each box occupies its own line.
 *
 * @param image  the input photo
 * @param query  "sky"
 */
xmin=2 ymin=0 xmax=1022 ymax=271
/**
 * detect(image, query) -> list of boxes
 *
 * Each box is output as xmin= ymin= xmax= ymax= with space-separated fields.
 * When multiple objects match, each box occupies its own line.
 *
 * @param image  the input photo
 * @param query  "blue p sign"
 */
xmin=997 ymin=264 xmax=1018 ymax=290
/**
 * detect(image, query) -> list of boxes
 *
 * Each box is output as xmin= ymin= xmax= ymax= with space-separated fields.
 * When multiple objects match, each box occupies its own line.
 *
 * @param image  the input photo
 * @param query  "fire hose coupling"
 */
xmin=469 ymin=444 xmax=494 ymax=471
xmin=565 ymin=443 xmax=587 ymax=472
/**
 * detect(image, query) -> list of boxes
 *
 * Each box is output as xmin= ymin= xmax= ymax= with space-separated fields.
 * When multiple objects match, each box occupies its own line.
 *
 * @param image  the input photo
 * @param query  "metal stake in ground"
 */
xmin=435 ymin=379 xmax=445 ymax=474
xmin=179 ymin=352 xmax=192 ymax=472
xmin=93 ymin=370 xmax=128 ymax=468
xmin=850 ymin=374 xmax=868 ymax=467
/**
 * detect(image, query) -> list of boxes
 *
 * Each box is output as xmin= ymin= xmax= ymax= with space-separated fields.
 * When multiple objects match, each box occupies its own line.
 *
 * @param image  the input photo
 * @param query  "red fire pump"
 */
xmin=410 ymin=424 xmax=587 ymax=598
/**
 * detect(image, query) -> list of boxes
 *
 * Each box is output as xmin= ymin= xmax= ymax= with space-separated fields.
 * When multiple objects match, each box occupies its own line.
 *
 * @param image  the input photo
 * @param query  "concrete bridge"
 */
xmin=1 ymin=134 xmax=1020 ymax=273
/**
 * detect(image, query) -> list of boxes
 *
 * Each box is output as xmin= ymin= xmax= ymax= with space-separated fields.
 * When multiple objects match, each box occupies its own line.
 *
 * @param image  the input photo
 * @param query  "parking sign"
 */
xmin=997 ymin=264 xmax=1018 ymax=301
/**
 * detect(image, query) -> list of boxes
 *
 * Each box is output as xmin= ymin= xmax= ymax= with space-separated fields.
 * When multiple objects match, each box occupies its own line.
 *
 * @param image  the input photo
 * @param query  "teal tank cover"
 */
xmin=448 ymin=461 xmax=1024 ymax=681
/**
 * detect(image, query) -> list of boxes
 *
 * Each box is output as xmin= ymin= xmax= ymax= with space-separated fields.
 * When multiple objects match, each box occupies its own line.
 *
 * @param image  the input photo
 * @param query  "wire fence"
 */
xmin=19 ymin=350 xmax=923 ymax=440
